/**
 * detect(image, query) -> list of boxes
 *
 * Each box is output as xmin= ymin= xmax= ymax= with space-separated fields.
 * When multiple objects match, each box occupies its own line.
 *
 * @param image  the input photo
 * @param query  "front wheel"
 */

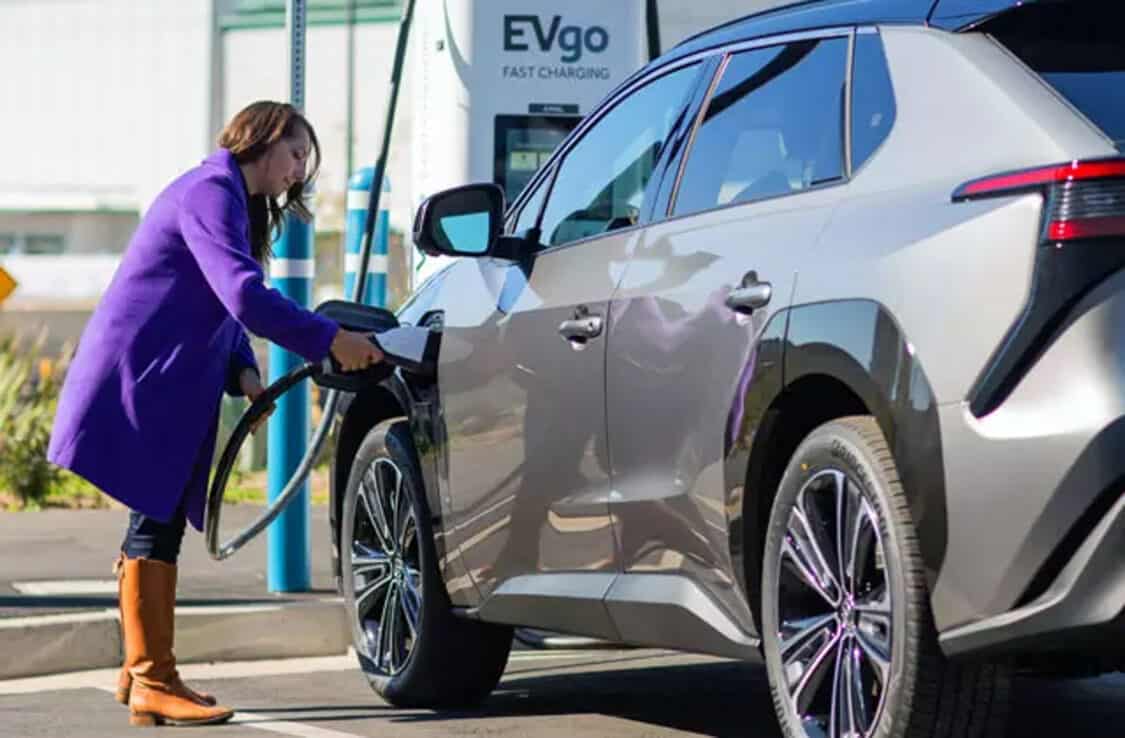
xmin=761 ymin=416 xmax=1009 ymax=738
xmin=341 ymin=419 xmax=513 ymax=707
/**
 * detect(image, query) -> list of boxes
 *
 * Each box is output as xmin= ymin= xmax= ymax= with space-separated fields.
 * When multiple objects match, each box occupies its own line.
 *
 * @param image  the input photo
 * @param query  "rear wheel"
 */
xmin=761 ymin=416 xmax=1009 ymax=738
xmin=341 ymin=419 xmax=513 ymax=707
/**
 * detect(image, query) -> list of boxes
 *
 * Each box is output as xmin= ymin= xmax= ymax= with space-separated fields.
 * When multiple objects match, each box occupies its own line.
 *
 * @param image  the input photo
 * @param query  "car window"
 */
xmin=508 ymin=166 xmax=552 ymax=239
xmin=536 ymin=64 xmax=700 ymax=249
xmin=983 ymin=3 xmax=1125 ymax=147
xmin=672 ymin=37 xmax=848 ymax=217
xmin=851 ymin=32 xmax=897 ymax=171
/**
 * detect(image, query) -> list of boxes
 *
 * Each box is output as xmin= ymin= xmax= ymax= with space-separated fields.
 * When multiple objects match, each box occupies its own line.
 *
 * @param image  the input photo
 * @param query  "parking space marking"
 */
xmin=12 ymin=579 xmax=119 ymax=595
xmin=0 ymin=609 xmax=116 ymax=629
xmin=0 ymin=654 xmax=357 ymax=695
xmin=509 ymin=649 xmax=626 ymax=660
xmin=199 ymin=706 xmax=366 ymax=738
xmin=0 ymin=649 xmax=641 ymax=698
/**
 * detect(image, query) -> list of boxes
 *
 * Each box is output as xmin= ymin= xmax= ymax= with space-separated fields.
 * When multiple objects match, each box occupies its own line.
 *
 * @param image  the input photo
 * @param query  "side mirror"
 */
xmin=413 ymin=183 xmax=505 ymax=258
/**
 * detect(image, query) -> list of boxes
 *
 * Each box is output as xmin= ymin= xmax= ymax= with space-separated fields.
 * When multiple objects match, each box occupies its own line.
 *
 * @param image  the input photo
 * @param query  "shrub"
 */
xmin=0 ymin=330 xmax=68 ymax=508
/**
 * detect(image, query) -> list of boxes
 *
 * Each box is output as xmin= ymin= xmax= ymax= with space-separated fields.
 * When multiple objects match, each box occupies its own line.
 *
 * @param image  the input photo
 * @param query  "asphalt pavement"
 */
xmin=0 ymin=507 xmax=348 ymax=679
xmin=3 ymin=649 xmax=1125 ymax=737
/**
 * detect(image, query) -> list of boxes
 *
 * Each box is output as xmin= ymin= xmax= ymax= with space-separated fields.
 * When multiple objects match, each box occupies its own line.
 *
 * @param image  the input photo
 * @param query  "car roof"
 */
xmin=514 ymin=0 xmax=1056 ymax=214
xmin=650 ymin=0 xmax=1053 ymax=71
xmin=670 ymin=0 xmax=932 ymax=61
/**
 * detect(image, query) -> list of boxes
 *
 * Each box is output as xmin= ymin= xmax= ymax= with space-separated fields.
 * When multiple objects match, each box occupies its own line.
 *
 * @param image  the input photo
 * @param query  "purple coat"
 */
xmin=47 ymin=149 xmax=338 ymax=531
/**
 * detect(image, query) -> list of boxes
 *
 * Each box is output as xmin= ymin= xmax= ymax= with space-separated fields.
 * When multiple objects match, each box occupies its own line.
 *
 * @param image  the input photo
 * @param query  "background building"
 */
xmin=0 ymin=0 xmax=785 ymax=347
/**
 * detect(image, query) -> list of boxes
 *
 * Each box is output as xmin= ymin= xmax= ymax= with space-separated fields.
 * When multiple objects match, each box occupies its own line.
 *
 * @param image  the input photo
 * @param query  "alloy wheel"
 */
xmin=775 ymin=469 xmax=893 ymax=738
xmin=348 ymin=457 xmax=422 ymax=676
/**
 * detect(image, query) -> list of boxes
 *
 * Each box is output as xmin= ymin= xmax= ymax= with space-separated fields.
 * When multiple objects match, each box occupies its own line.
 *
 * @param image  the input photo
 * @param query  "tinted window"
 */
xmin=673 ymin=38 xmax=848 ymax=217
xmin=851 ymin=33 xmax=896 ymax=171
xmin=986 ymin=4 xmax=1125 ymax=145
xmin=537 ymin=64 xmax=700 ymax=249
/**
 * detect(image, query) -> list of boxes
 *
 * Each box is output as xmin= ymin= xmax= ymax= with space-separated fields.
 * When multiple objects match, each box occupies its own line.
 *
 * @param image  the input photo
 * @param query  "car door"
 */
xmin=436 ymin=62 xmax=704 ymax=604
xmin=604 ymin=34 xmax=853 ymax=635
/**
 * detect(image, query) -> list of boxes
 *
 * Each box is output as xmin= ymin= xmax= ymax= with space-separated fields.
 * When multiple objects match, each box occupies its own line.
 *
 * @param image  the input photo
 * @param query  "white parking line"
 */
xmin=0 ymin=609 xmax=116 ymax=629
xmin=12 ymin=579 xmax=118 ymax=595
xmin=0 ymin=648 xmax=653 ymax=736
xmin=188 ymin=706 xmax=365 ymax=738
xmin=0 ymin=649 xmax=607 ymax=696
xmin=88 ymin=685 xmax=366 ymax=738
xmin=508 ymin=649 xmax=617 ymax=660
xmin=19 ymin=650 xmax=608 ymax=696
xmin=0 ymin=653 xmax=358 ymax=695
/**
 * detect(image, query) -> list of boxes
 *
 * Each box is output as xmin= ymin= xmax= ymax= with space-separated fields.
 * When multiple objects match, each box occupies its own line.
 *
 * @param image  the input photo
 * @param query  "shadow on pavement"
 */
xmin=228 ymin=660 xmax=1125 ymax=738
xmin=237 ymin=660 xmax=781 ymax=738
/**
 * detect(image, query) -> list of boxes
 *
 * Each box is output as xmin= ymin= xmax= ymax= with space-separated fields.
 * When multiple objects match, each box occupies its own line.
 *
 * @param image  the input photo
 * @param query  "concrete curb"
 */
xmin=0 ymin=599 xmax=349 ymax=680
xmin=0 ymin=611 xmax=121 ymax=680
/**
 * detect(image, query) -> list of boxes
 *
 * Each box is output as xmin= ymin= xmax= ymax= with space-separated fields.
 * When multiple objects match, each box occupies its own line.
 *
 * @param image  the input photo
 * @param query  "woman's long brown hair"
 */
xmin=217 ymin=101 xmax=321 ymax=263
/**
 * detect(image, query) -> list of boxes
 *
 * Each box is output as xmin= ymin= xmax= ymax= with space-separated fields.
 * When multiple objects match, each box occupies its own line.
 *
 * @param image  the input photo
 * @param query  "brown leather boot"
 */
xmin=119 ymin=557 xmax=233 ymax=727
xmin=113 ymin=554 xmax=217 ymax=707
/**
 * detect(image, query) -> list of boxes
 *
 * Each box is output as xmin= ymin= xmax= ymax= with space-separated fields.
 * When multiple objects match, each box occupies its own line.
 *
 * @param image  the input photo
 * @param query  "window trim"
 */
xmin=848 ymin=26 xmax=899 ymax=178
xmin=664 ymin=28 xmax=856 ymax=221
xmin=844 ymin=31 xmax=856 ymax=176
xmin=665 ymin=54 xmax=730 ymax=220
xmin=506 ymin=162 xmax=555 ymax=237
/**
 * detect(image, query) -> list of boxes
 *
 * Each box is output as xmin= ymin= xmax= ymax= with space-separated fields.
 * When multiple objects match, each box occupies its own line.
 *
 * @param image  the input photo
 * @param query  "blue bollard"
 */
xmin=344 ymin=167 xmax=391 ymax=306
xmin=266 ymin=212 xmax=313 ymax=593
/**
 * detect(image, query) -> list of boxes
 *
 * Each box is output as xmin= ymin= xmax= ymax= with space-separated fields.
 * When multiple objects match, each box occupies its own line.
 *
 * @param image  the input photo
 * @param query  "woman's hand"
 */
xmin=330 ymin=329 xmax=385 ymax=372
xmin=239 ymin=368 xmax=274 ymax=434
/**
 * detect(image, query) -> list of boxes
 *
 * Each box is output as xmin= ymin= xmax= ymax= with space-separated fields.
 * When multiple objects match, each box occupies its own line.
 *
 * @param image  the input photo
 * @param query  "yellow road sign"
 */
xmin=0 ymin=266 xmax=17 ymax=304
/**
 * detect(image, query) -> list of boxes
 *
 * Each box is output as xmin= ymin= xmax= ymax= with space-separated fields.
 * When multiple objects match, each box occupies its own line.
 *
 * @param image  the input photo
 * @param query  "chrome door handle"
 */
xmin=558 ymin=315 xmax=604 ymax=340
xmin=725 ymin=282 xmax=772 ymax=314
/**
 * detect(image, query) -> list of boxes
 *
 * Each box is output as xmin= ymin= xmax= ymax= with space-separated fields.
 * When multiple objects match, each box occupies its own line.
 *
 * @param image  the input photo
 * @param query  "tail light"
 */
xmin=957 ymin=157 xmax=1125 ymax=418
xmin=953 ymin=158 xmax=1125 ymax=241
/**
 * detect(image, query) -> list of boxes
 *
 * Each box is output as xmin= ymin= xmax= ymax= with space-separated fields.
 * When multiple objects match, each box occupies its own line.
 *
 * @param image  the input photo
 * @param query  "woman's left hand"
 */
xmin=239 ymin=369 xmax=274 ymax=434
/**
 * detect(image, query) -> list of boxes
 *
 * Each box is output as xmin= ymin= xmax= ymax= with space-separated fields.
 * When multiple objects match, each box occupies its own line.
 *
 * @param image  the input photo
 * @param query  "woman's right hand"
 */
xmin=330 ymin=329 xmax=384 ymax=372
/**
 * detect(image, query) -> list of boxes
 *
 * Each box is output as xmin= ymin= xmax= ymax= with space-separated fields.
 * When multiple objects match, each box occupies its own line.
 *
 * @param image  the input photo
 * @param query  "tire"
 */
xmin=761 ymin=416 xmax=1009 ymax=738
xmin=341 ymin=419 xmax=513 ymax=708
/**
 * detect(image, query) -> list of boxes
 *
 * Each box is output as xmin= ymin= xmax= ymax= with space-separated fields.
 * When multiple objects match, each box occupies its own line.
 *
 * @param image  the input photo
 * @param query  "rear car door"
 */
xmin=604 ymin=33 xmax=853 ymax=633
xmin=436 ymin=62 xmax=704 ymax=602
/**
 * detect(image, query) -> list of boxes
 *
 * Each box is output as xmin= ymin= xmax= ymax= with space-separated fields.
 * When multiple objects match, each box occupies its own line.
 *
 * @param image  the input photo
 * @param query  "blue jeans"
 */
xmin=121 ymin=503 xmax=187 ymax=564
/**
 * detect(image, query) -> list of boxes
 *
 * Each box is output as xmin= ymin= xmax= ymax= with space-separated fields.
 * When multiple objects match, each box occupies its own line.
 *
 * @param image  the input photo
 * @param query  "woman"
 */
xmin=47 ymin=101 xmax=381 ymax=727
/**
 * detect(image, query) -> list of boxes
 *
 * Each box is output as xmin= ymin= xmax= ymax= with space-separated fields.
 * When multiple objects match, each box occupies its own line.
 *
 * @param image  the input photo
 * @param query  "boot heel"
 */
xmin=129 ymin=712 xmax=163 ymax=727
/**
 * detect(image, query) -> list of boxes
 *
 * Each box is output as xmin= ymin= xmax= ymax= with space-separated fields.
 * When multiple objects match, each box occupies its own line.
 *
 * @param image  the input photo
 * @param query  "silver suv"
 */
xmin=330 ymin=1 xmax=1125 ymax=736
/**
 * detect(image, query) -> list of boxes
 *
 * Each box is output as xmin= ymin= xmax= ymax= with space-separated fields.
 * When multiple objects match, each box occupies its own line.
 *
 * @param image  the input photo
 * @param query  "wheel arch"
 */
xmin=329 ymin=377 xmax=410 ymax=589
xmin=729 ymin=300 xmax=947 ymax=634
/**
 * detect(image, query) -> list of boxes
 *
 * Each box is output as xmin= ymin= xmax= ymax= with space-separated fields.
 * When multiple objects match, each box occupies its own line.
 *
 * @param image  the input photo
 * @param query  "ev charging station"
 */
xmin=210 ymin=0 xmax=660 ymax=598
xmin=410 ymin=0 xmax=656 ymax=287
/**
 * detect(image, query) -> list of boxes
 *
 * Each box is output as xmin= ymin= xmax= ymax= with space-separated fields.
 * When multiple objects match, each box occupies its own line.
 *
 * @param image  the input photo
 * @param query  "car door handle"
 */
xmin=558 ymin=315 xmax=604 ymax=340
xmin=725 ymin=282 xmax=772 ymax=314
